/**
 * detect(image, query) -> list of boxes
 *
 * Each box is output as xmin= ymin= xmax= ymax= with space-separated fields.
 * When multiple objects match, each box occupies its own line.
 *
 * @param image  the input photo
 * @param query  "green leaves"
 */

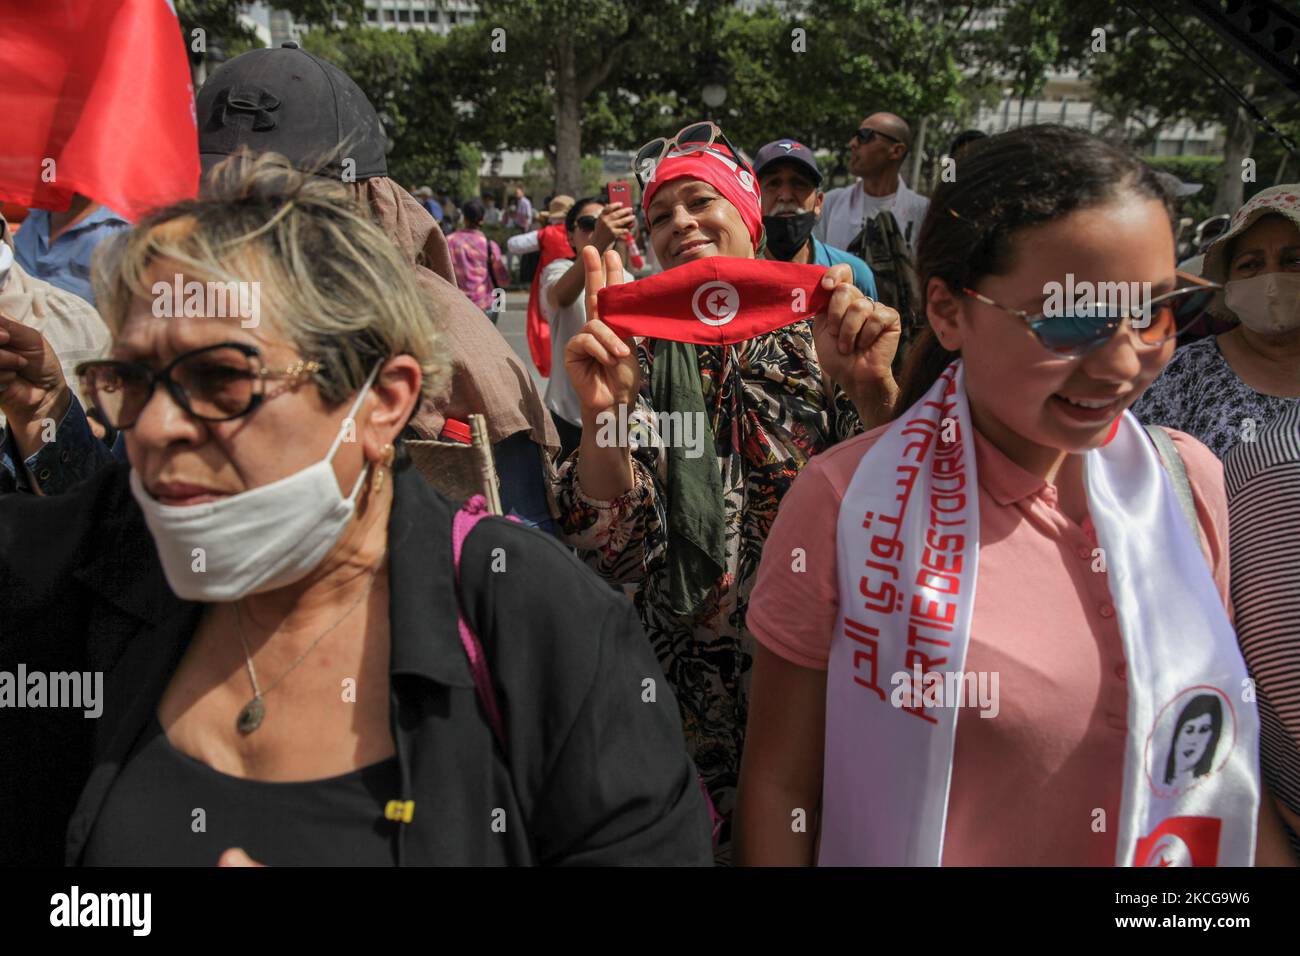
xmin=224 ymin=0 xmax=1280 ymax=201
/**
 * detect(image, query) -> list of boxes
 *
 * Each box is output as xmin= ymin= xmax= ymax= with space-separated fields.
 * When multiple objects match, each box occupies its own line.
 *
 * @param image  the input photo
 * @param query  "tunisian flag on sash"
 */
xmin=526 ymin=223 xmax=576 ymax=378
xmin=0 ymin=0 xmax=199 ymax=221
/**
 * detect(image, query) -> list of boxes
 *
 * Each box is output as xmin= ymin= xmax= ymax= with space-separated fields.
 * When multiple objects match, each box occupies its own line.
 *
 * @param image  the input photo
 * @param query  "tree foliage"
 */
xmin=1047 ymin=0 xmax=1296 ymax=212
xmin=216 ymin=0 xmax=1287 ymax=205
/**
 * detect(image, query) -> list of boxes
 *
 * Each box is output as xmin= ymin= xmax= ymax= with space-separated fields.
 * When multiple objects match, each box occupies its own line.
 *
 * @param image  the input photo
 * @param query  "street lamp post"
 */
xmin=702 ymin=61 xmax=727 ymax=124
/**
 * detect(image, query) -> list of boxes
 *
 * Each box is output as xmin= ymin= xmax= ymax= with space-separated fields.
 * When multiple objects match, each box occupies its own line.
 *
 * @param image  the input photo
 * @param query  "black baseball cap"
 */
xmin=196 ymin=42 xmax=387 ymax=179
xmin=753 ymin=139 xmax=823 ymax=187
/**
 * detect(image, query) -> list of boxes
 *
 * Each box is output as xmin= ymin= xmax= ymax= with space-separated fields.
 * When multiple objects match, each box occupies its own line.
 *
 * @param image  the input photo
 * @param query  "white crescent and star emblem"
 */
xmin=737 ymin=170 xmax=754 ymax=192
xmin=1142 ymin=833 xmax=1193 ymax=867
xmin=691 ymin=280 xmax=740 ymax=327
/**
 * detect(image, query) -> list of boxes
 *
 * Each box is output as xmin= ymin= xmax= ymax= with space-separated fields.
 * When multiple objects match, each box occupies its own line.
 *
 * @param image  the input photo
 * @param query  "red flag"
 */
xmin=0 ymin=0 xmax=199 ymax=221
xmin=525 ymin=223 xmax=575 ymax=378
xmin=1133 ymin=816 xmax=1222 ymax=867
xmin=597 ymin=256 xmax=831 ymax=346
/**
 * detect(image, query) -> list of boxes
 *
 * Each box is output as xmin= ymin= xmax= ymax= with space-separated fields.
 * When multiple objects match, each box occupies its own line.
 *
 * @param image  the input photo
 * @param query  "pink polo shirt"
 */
xmin=746 ymin=423 xmax=1231 ymax=866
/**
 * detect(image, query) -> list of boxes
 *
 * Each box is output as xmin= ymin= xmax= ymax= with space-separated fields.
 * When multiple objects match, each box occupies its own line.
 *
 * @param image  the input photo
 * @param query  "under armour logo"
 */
xmin=218 ymin=86 xmax=280 ymax=131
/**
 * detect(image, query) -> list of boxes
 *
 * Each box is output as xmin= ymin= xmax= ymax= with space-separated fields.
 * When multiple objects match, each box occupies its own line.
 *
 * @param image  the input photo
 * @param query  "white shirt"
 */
xmin=815 ymin=175 xmax=930 ymax=255
xmin=540 ymin=257 xmax=633 ymax=426
xmin=506 ymin=230 xmax=540 ymax=255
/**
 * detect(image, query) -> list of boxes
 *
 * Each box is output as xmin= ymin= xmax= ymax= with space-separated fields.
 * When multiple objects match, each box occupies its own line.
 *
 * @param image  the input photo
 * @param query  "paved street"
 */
xmin=495 ymin=288 xmax=548 ymax=396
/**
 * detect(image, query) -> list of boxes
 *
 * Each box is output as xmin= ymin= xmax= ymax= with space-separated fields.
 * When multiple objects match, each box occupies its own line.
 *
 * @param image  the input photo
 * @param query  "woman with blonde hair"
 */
xmin=0 ymin=153 xmax=712 ymax=867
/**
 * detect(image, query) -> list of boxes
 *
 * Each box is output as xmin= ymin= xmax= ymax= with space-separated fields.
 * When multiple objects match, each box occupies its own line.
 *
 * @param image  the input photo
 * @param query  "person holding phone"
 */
xmin=507 ymin=196 xmax=578 ymax=377
xmin=540 ymin=197 xmax=636 ymax=461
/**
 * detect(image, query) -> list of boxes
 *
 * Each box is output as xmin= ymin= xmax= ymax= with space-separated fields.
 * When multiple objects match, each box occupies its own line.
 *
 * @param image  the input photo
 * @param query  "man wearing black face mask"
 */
xmin=754 ymin=139 xmax=876 ymax=298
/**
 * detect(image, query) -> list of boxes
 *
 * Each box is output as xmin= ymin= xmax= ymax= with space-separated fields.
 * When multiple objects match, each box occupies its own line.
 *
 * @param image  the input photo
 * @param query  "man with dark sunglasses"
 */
xmin=816 ymin=112 xmax=930 ymax=256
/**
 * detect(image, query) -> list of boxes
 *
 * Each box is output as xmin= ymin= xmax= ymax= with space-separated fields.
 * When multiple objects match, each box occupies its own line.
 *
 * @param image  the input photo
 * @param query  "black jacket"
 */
xmin=0 ymin=462 xmax=712 ymax=865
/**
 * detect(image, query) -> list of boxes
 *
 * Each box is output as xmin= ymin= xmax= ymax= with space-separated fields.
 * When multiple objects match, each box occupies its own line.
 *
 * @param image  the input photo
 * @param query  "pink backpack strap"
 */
xmin=451 ymin=495 xmax=512 ymax=749
xmin=453 ymin=495 xmax=722 ymax=847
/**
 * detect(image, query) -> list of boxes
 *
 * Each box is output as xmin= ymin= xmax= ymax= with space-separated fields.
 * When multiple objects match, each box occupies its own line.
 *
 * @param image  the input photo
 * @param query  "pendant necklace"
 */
xmin=233 ymin=568 xmax=380 ymax=735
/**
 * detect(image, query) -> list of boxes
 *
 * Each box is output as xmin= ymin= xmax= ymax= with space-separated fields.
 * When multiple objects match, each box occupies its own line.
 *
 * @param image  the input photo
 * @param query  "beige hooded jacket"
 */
xmin=350 ymin=178 xmax=558 ymax=454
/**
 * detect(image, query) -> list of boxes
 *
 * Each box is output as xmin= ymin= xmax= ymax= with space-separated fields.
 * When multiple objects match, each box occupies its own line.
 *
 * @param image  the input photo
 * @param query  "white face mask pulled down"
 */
xmin=1224 ymin=272 xmax=1300 ymax=335
xmin=130 ymin=362 xmax=383 ymax=603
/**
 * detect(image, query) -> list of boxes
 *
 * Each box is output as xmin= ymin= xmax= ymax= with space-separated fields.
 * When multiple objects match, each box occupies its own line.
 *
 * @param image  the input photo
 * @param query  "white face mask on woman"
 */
xmin=130 ymin=361 xmax=383 ymax=603
xmin=1224 ymin=272 xmax=1300 ymax=335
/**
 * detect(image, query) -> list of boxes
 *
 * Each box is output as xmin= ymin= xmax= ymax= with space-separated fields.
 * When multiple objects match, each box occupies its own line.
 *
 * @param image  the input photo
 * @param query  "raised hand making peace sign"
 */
xmin=564 ymin=245 xmax=641 ymax=419
xmin=563 ymin=245 xmax=641 ymax=500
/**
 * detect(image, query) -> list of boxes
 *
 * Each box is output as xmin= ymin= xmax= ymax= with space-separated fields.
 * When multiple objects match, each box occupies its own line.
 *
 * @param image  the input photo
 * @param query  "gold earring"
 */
xmin=373 ymin=443 xmax=395 ymax=494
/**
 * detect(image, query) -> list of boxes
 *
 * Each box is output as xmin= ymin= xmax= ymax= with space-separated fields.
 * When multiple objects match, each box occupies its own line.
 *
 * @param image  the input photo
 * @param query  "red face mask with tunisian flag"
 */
xmin=596 ymin=256 xmax=832 ymax=346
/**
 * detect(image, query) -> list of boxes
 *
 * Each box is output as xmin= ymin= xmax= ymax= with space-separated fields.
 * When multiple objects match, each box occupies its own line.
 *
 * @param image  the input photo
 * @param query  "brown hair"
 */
xmin=894 ymin=125 xmax=1174 ymax=415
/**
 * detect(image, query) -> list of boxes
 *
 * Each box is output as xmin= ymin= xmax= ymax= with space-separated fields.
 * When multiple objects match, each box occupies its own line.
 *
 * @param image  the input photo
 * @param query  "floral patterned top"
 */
xmin=446 ymin=228 xmax=505 ymax=311
xmin=1132 ymin=336 xmax=1299 ymax=460
xmin=554 ymin=320 xmax=862 ymax=861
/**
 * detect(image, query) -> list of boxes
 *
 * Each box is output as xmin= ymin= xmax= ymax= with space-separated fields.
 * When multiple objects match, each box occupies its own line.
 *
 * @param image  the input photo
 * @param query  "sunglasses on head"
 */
xmin=634 ymin=121 xmax=752 ymax=188
xmin=962 ymin=271 xmax=1222 ymax=359
xmin=854 ymin=127 xmax=902 ymax=146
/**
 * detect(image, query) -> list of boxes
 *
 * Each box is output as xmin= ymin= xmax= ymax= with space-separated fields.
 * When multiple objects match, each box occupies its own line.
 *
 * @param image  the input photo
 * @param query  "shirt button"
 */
xmin=1099 ymin=603 xmax=1116 ymax=619
xmin=60 ymin=450 xmax=70 ymax=463
xmin=38 ymin=468 xmax=51 ymax=480
xmin=1114 ymin=662 xmax=1127 ymax=680
xmin=1076 ymin=546 xmax=1091 ymax=560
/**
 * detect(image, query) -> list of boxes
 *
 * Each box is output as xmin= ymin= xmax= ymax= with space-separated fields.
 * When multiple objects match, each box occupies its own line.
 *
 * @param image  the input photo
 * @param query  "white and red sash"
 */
xmin=822 ymin=361 xmax=1259 ymax=866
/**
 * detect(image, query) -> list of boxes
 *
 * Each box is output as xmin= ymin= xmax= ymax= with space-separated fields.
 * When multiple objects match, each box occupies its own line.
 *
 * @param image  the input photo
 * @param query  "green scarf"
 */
xmin=649 ymin=339 xmax=727 ymax=618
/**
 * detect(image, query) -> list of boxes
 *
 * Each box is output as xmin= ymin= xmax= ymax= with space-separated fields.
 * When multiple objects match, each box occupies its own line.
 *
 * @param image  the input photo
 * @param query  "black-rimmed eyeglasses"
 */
xmin=74 ymin=342 xmax=322 ymax=430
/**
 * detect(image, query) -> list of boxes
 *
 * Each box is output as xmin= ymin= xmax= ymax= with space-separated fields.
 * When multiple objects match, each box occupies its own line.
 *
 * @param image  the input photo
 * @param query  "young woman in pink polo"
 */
xmin=737 ymin=125 xmax=1296 ymax=867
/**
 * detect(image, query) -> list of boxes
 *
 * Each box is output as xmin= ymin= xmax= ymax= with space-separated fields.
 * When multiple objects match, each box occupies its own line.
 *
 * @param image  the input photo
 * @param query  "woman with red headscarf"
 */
xmin=554 ymin=122 xmax=901 ymax=861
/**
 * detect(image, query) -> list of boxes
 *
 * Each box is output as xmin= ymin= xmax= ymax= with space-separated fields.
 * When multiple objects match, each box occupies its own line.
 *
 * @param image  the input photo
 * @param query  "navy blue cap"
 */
xmin=753 ymin=139 xmax=822 ymax=186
